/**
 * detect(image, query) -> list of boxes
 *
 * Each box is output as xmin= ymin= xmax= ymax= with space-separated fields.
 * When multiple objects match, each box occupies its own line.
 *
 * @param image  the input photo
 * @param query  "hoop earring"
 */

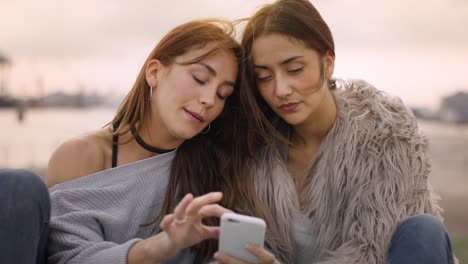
xmin=149 ymin=86 xmax=153 ymax=100
xmin=201 ymin=123 xmax=211 ymax=134
xmin=328 ymin=79 xmax=337 ymax=90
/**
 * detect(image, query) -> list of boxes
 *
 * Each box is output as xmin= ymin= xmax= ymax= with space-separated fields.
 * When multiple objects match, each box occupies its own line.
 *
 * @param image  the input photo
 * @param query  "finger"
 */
xmin=200 ymin=226 xmax=220 ymax=240
xmin=213 ymin=252 xmax=247 ymax=264
xmin=246 ymin=244 xmax=276 ymax=263
xmin=198 ymin=204 xmax=233 ymax=219
xmin=173 ymin=193 xmax=193 ymax=220
xmin=185 ymin=192 xmax=223 ymax=216
xmin=160 ymin=214 xmax=174 ymax=230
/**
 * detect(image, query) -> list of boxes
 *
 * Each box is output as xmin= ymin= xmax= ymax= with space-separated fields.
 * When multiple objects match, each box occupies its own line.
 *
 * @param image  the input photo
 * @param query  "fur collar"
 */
xmin=254 ymin=80 xmax=442 ymax=263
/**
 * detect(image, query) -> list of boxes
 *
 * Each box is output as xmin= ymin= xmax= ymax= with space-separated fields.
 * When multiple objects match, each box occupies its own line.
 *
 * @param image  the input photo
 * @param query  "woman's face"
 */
xmin=148 ymin=42 xmax=238 ymax=141
xmin=252 ymin=33 xmax=334 ymax=126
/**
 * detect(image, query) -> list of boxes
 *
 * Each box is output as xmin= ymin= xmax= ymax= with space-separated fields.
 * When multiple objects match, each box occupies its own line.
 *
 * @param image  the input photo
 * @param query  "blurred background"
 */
xmin=1 ymin=0 xmax=467 ymax=260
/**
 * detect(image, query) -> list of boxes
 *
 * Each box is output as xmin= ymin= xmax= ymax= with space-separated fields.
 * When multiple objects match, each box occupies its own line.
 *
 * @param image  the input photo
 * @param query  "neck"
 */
xmin=136 ymin=122 xmax=183 ymax=153
xmin=292 ymin=88 xmax=337 ymax=147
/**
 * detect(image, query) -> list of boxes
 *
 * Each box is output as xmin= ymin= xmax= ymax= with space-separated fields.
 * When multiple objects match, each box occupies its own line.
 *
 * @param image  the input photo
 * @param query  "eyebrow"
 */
xmin=253 ymin=55 xmax=304 ymax=69
xmin=196 ymin=62 xmax=236 ymax=88
xmin=198 ymin=62 xmax=217 ymax=76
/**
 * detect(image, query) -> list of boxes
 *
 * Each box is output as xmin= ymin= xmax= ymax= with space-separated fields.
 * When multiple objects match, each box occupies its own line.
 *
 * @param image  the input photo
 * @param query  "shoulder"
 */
xmin=336 ymin=79 xmax=419 ymax=136
xmin=337 ymin=80 xmax=413 ymax=117
xmin=46 ymin=128 xmax=113 ymax=188
xmin=331 ymin=80 xmax=430 ymax=162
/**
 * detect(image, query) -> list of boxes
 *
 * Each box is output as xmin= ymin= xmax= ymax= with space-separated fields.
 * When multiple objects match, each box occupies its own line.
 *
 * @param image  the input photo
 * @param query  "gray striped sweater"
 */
xmin=48 ymin=150 xmax=194 ymax=264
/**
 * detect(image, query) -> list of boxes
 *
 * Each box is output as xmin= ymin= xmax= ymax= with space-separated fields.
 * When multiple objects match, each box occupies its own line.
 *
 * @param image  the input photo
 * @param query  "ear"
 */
xmin=323 ymin=50 xmax=335 ymax=79
xmin=146 ymin=59 xmax=161 ymax=88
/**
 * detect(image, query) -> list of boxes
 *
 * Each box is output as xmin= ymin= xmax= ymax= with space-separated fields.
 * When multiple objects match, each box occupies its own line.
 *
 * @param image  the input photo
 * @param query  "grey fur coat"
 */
xmin=250 ymin=80 xmax=444 ymax=263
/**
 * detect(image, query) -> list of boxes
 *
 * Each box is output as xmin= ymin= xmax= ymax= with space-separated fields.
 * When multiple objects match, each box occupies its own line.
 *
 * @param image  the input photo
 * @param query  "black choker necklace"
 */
xmin=130 ymin=127 xmax=175 ymax=154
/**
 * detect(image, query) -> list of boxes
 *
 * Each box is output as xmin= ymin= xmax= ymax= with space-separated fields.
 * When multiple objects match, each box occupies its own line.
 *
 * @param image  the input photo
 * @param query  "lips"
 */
xmin=184 ymin=109 xmax=204 ymax=122
xmin=280 ymin=102 xmax=300 ymax=112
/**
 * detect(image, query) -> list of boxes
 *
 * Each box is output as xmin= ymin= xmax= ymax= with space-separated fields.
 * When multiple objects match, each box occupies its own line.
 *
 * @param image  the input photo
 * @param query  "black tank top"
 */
xmin=111 ymin=123 xmax=119 ymax=168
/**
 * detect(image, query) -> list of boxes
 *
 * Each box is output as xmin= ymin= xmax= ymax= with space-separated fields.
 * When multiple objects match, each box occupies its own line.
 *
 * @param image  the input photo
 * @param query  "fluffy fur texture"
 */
xmin=252 ymin=80 xmax=447 ymax=263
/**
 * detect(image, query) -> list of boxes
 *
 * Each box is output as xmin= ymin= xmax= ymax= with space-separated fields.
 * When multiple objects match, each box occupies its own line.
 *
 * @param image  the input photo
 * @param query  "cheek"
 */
xmin=178 ymin=78 xmax=200 ymax=99
xmin=259 ymin=89 xmax=277 ymax=109
xmin=209 ymin=103 xmax=226 ymax=121
xmin=257 ymin=85 xmax=272 ymax=101
xmin=153 ymin=85 xmax=182 ymax=117
xmin=306 ymin=68 xmax=323 ymax=85
xmin=159 ymin=78 xmax=193 ymax=104
xmin=154 ymin=86 xmax=172 ymax=108
xmin=296 ymin=74 xmax=322 ymax=94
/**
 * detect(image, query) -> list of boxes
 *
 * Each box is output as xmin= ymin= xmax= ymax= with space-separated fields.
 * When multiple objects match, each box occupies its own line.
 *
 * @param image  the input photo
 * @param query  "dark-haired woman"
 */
xmin=222 ymin=0 xmax=456 ymax=263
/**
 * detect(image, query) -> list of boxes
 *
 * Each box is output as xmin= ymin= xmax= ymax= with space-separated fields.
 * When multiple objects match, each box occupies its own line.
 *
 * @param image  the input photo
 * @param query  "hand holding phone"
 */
xmin=218 ymin=213 xmax=266 ymax=263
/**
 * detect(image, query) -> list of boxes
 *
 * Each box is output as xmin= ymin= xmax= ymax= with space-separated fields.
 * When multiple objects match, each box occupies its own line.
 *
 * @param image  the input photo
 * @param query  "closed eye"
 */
xmin=256 ymin=75 xmax=272 ymax=82
xmin=193 ymin=75 xmax=206 ymax=85
xmin=217 ymin=93 xmax=227 ymax=100
xmin=217 ymin=87 xmax=233 ymax=101
xmin=288 ymin=67 xmax=304 ymax=73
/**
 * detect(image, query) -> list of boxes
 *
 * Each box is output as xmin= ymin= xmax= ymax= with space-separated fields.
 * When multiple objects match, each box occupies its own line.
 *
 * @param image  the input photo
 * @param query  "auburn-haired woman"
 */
xmin=47 ymin=19 xmax=249 ymax=263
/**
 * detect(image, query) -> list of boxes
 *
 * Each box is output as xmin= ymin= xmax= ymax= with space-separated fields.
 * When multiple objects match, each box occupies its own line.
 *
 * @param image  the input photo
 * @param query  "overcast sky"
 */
xmin=1 ymin=0 xmax=468 ymax=108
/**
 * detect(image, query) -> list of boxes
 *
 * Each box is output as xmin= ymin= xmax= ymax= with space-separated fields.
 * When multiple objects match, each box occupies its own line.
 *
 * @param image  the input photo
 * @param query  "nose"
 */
xmin=274 ymin=75 xmax=293 ymax=98
xmin=199 ymin=84 xmax=217 ymax=107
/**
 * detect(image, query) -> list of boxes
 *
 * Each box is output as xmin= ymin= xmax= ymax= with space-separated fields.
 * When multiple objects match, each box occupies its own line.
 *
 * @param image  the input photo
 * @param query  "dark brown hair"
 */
xmin=240 ymin=0 xmax=336 ymax=146
xmin=109 ymin=19 xmax=249 ymax=262
xmin=237 ymin=0 xmax=337 ymax=261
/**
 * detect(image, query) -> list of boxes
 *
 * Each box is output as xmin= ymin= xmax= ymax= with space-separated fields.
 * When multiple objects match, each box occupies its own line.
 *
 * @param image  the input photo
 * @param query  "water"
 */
xmin=1 ymin=108 xmax=467 ymax=235
xmin=2 ymin=108 xmax=466 ymax=194
xmin=1 ymin=108 xmax=116 ymax=169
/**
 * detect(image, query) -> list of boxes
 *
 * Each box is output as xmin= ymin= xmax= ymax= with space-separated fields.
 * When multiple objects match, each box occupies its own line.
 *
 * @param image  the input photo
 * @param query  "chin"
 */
xmin=175 ymin=132 xmax=197 ymax=141
xmin=278 ymin=113 xmax=307 ymax=126
xmin=172 ymin=127 xmax=200 ymax=141
xmin=282 ymin=118 xmax=305 ymax=126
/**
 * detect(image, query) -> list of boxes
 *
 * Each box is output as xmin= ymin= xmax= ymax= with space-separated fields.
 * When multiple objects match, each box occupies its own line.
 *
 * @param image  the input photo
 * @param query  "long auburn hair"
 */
xmin=109 ymin=19 xmax=250 ymax=262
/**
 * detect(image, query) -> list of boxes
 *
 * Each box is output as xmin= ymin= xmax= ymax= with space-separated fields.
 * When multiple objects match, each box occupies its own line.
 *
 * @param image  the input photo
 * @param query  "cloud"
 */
xmin=1 ymin=0 xmax=467 ymax=58
xmin=315 ymin=0 xmax=468 ymax=48
xmin=0 ymin=0 xmax=266 ymax=57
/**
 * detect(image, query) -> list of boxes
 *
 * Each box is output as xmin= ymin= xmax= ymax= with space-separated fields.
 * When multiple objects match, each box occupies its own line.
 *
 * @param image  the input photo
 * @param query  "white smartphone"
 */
xmin=218 ymin=213 xmax=266 ymax=263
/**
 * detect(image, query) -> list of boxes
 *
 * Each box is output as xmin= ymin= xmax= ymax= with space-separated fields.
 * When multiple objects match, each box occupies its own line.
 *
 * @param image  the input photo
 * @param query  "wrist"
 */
xmin=145 ymin=231 xmax=175 ymax=261
xmin=128 ymin=232 xmax=173 ymax=264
